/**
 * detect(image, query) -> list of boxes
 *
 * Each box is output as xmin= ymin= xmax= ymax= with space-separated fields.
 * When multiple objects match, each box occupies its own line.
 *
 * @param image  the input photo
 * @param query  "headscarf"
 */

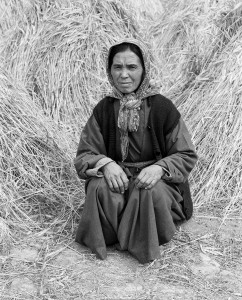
xmin=106 ymin=38 xmax=160 ymax=161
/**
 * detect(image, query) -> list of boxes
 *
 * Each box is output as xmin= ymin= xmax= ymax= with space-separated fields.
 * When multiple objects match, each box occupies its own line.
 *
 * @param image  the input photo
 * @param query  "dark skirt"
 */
xmin=75 ymin=176 xmax=185 ymax=264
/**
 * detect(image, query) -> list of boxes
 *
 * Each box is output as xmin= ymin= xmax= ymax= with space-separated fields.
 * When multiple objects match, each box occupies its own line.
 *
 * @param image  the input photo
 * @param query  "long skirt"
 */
xmin=75 ymin=176 xmax=185 ymax=264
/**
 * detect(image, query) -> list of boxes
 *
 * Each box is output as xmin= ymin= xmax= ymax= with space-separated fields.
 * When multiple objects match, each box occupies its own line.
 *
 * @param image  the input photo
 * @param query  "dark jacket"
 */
xmin=93 ymin=94 xmax=194 ymax=220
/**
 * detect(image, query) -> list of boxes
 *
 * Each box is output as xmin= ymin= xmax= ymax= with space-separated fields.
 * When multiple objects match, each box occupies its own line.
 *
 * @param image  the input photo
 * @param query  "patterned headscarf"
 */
xmin=106 ymin=38 xmax=160 ymax=161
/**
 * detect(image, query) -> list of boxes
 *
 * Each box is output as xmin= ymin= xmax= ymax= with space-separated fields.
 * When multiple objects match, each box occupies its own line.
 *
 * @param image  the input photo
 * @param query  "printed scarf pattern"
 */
xmin=118 ymin=93 xmax=142 ymax=161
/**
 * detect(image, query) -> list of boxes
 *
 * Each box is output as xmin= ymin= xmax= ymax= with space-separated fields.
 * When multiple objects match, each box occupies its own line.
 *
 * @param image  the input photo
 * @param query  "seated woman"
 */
xmin=74 ymin=38 xmax=198 ymax=264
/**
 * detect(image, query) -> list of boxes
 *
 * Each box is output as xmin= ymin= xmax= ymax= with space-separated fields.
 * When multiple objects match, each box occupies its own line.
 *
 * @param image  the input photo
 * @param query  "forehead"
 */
xmin=112 ymin=49 xmax=142 ymax=65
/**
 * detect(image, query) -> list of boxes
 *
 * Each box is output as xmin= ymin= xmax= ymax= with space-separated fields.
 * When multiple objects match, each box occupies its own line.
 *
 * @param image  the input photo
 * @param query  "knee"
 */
xmin=86 ymin=177 xmax=108 ymax=192
xmin=153 ymin=179 xmax=168 ymax=190
xmin=93 ymin=177 xmax=125 ymax=207
xmin=152 ymin=180 xmax=178 ymax=197
xmin=145 ymin=180 xmax=169 ymax=198
xmin=146 ymin=180 xmax=173 ymax=207
xmin=85 ymin=177 xmax=109 ymax=204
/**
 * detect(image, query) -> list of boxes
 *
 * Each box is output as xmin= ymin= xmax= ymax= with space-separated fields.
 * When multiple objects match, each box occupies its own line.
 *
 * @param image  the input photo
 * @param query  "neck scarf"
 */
xmin=106 ymin=38 xmax=160 ymax=161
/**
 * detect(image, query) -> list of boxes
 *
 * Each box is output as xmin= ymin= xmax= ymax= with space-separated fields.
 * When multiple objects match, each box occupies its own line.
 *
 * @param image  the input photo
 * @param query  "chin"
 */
xmin=120 ymin=88 xmax=135 ymax=94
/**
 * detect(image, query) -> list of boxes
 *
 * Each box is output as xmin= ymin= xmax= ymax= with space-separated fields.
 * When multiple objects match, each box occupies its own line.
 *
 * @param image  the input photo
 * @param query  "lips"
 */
xmin=119 ymin=82 xmax=132 ymax=85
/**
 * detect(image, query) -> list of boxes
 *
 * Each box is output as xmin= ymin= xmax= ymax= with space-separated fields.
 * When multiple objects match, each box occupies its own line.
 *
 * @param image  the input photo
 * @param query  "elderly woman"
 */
xmin=74 ymin=38 xmax=198 ymax=264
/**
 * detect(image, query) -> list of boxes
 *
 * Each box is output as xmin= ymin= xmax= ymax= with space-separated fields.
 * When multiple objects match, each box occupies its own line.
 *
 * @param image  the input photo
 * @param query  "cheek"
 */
xmin=137 ymin=70 xmax=144 ymax=84
xmin=110 ymin=70 xmax=118 ymax=82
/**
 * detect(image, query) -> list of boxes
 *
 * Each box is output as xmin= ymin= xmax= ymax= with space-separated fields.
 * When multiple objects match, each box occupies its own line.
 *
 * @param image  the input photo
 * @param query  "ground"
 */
xmin=1 ymin=214 xmax=241 ymax=300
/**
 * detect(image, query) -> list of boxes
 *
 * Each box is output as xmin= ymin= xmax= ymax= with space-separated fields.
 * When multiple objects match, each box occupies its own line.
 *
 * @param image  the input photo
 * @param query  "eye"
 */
xmin=113 ymin=65 xmax=121 ymax=70
xmin=129 ymin=65 xmax=137 ymax=70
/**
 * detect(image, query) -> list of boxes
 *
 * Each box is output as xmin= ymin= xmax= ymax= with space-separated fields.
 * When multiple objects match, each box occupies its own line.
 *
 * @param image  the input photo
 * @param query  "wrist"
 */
xmin=101 ymin=161 xmax=115 ymax=172
xmin=154 ymin=164 xmax=165 ymax=178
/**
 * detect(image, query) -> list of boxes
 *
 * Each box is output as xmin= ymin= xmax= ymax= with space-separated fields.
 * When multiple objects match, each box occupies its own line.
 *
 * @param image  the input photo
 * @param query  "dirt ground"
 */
xmin=1 ymin=213 xmax=242 ymax=300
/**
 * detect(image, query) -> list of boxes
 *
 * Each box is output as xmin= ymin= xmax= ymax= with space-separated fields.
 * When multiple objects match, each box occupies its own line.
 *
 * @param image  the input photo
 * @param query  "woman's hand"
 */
xmin=135 ymin=165 xmax=164 ymax=190
xmin=102 ymin=162 xmax=129 ymax=194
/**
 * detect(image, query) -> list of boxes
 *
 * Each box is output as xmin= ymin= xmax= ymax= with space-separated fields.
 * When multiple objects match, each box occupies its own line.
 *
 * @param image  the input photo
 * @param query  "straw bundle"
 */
xmin=125 ymin=0 xmax=164 ymax=21
xmin=1 ymin=0 xmax=140 ymax=129
xmin=0 ymin=68 xmax=81 ymax=243
xmin=182 ymin=39 xmax=242 ymax=210
xmin=0 ymin=0 xmax=144 ymax=247
xmin=147 ymin=0 xmax=242 ymax=212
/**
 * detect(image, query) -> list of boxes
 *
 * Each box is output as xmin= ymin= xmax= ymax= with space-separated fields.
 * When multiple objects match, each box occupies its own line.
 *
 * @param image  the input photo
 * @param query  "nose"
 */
xmin=120 ymin=68 xmax=128 ymax=78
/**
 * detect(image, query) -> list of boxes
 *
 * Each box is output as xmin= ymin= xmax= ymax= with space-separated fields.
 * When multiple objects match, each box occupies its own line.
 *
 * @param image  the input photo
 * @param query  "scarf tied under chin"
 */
xmin=118 ymin=93 xmax=142 ymax=161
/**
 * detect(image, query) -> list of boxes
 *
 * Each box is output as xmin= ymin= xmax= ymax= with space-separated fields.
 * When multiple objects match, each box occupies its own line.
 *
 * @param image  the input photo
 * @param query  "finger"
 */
xmin=110 ymin=178 xmax=121 ymax=193
xmin=116 ymin=177 xmax=125 ymax=194
xmin=134 ymin=171 xmax=146 ymax=186
xmin=121 ymin=173 xmax=129 ymax=191
xmin=145 ymin=180 xmax=155 ymax=190
xmin=145 ymin=179 xmax=158 ymax=190
xmin=142 ymin=177 xmax=154 ymax=189
xmin=106 ymin=177 xmax=115 ymax=192
xmin=136 ymin=174 xmax=150 ymax=189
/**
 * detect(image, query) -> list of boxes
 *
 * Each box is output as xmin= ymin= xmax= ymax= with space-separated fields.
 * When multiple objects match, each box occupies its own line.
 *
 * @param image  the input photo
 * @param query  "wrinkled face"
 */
xmin=110 ymin=49 xmax=144 ymax=94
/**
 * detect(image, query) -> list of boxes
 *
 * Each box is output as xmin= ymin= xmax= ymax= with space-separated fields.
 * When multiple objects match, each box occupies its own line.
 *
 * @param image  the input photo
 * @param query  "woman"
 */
xmin=74 ymin=38 xmax=198 ymax=264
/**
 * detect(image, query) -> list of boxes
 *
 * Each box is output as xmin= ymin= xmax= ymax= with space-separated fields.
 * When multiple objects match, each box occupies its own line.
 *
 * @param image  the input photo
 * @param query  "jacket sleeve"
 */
xmin=74 ymin=114 xmax=113 ymax=179
xmin=155 ymin=118 xmax=198 ymax=183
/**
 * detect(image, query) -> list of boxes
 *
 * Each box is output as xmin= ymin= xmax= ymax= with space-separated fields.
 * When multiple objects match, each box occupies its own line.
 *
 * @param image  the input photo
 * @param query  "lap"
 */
xmin=86 ymin=176 xmax=183 ymax=207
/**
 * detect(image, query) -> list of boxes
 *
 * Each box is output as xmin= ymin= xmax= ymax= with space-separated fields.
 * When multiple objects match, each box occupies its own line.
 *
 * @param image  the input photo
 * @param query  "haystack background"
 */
xmin=0 ymin=1 xmax=242 ymax=296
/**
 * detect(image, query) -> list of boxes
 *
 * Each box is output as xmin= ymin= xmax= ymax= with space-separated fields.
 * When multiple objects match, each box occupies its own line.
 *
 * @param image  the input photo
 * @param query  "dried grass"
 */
xmin=0 ymin=67 xmax=83 ymax=243
xmin=1 ymin=0 xmax=140 ymax=126
xmin=146 ymin=0 xmax=242 ymax=213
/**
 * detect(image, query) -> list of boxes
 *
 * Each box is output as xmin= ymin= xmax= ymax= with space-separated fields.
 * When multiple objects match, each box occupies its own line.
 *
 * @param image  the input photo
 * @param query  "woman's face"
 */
xmin=110 ymin=49 xmax=144 ymax=94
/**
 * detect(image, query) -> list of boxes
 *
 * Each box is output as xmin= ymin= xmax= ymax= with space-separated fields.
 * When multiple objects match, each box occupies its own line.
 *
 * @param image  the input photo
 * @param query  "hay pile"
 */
xmin=0 ymin=0 xmax=143 ymax=251
xmin=0 ymin=0 xmax=140 ymax=126
xmin=0 ymin=0 xmax=241 ymax=251
xmin=147 ymin=0 xmax=242 ymax=214
xmin=0 ymin=67 xmax=81 ymax=251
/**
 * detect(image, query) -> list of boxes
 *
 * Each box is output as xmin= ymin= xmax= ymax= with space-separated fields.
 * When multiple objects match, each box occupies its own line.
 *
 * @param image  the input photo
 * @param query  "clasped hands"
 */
xmin=102 ymin=161 xmax=164 ymax=194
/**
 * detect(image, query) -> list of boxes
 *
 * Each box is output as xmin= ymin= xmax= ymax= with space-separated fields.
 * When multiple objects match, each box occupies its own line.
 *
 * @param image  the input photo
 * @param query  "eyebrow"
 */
xmin=112 ymin=63 xmax=138 ymax=67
